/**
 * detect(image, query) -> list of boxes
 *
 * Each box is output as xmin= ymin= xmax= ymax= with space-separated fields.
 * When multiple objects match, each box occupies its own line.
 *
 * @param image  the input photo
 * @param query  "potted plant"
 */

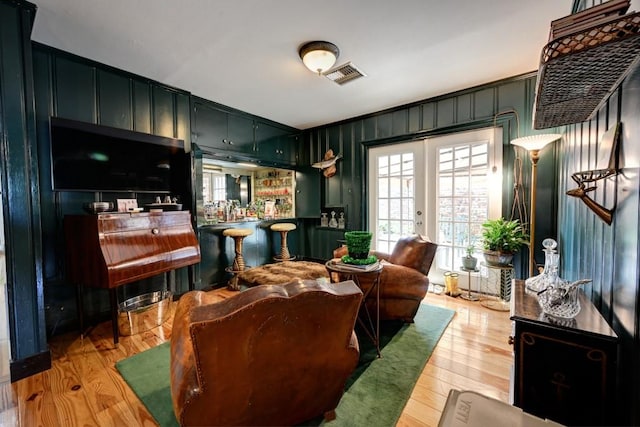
xmin=481 ymin=218 xmax=529 ymax=266
xmin=462 ymin=244 xmax=478 ymax=270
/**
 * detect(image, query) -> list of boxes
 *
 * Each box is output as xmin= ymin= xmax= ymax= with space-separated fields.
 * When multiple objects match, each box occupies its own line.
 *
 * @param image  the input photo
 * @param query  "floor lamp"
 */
xmin=510 ymin=134 xmax=562 ymax=277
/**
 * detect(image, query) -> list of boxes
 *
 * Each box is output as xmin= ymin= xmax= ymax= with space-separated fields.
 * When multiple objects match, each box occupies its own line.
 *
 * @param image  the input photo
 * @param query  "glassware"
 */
xmin=329 ymin=211 xmax=338 ymax=228
xmin=320 ymin=213 xmax=328 ymax=227
xmin=525 ymin=238 xmax=558 ymax=293
xmin=530 ymin=238 xmax=590 ymax=318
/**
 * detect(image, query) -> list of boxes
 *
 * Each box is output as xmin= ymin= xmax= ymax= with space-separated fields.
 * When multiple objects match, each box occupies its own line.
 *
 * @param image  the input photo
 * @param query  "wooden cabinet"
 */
xmin=510 ymin=280 xmax=618 ymax=426
xmin=64 ymin=211 xmax=200 ymax=345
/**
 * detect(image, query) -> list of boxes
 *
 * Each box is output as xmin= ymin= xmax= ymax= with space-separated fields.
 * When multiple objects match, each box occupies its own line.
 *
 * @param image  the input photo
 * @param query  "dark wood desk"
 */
xmin=64 ymin=211 xmax=200 ymax=345
xmin=510 ymin=280 xmax=618 ymax=426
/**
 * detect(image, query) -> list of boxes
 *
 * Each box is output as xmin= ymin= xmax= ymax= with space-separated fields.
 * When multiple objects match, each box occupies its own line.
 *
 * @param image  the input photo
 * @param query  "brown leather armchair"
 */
xmin=170 ymin=279 xmax=363 ymax=426
xmin=333 ymin=234 xmax=438 ymax=322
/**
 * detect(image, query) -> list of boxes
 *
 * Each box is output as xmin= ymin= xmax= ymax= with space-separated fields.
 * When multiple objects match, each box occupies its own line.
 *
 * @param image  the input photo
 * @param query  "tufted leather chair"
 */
xmin=333 ymin=234 xmax=438 ymax=322
xmin=170 ymin=279 xmax=362 ymax=426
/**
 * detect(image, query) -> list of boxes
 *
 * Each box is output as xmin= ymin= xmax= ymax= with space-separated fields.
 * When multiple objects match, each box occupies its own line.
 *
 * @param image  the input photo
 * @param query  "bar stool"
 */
xmin=223 ymin=228 xmax=253 ymax=290
xmin=271 ymin=222 xmax=296 ymax=261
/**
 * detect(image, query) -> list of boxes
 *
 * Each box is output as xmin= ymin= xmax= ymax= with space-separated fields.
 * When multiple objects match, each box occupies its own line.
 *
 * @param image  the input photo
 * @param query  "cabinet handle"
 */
xmin=223 ymin=139 xmax=234 ymax=145
xmin=508 ymin=336 xmax=514 ymax=345
xmin=152 ymin=228 xmax=159 ymax=235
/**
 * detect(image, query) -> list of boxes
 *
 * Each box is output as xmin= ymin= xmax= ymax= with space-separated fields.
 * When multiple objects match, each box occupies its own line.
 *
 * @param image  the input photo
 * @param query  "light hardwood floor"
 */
xmin=2 ymin=288 xmax=512 ymax=427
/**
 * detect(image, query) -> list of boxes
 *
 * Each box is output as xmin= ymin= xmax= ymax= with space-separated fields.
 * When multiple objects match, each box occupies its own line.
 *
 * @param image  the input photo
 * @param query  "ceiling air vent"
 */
xmin=324 ymin=62 xmax=367 ymax=85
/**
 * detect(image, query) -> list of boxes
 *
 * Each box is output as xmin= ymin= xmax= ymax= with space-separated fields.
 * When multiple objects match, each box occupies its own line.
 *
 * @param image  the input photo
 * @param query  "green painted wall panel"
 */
xmin=497 ymin=80 xmax=526 ymax=116
xmin=176 ymin=92 xmax=191 ymax=150
xmin=325 ymin=125 xmax=342 ymax=207
xmin=152 ymin=85 xmax=175 ymax=138
xmin=422 ymin=102 xmax=435 ymax=130
xmin=376 ymin=113 xmax=392 ymax=139
xmin=54 ymin=56 xmax=96 ymax=122
xmin=392 ymin=109 xmax=408 ymax=136
xmin=408 ymin=105 xmax=421 ymax=133
xmin=436 ymin=98 xmax=455 ymax=128
xmin=0 ymin=0 xmax=48 ymax=372
xmin=474 ymin=87 xmax=495 ymax=120
xmin=363 ymin=116 xmax=376 ymax=141
xmin=457 ymin=93 xmax=472 ymax=123
xmin=97 ymin=69 xmax=132 ymax=129
xmin=133 ymin=80 xmax=151 ymax=133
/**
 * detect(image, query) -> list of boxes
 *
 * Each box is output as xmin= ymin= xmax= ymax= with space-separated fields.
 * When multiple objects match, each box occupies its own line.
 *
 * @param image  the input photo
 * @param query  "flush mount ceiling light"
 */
xmin=298 ymin=41 xmax=340 ymax=75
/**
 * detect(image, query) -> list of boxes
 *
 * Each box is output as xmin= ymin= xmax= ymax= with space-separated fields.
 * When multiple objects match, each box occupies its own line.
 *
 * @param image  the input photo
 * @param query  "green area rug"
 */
xmin=116 ymin=303 xmax=455 ymax=427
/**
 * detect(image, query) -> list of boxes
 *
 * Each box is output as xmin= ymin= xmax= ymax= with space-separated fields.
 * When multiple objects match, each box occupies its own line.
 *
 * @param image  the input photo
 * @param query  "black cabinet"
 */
xmin=255 ymin=121 xmax=297 ymax=165
xmin=192 ymin=100 xmax=256 ymax=155
xmin=192 ymin=98 xmax=298 ymax=166
xmin=510 ymin=280 xmax=618 ymax=426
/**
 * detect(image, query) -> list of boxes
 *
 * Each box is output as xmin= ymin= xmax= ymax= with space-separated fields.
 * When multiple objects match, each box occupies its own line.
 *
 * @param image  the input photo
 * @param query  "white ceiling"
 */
xmin=31 ymin=0 xmax=572 ymax=130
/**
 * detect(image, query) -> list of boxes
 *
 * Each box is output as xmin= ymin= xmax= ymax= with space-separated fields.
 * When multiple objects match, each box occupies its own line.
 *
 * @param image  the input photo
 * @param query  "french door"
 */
xmin=368 ymin=141 xmax=425 ymax=254
xmin=368 ymin=128 xmax=502 ymax=287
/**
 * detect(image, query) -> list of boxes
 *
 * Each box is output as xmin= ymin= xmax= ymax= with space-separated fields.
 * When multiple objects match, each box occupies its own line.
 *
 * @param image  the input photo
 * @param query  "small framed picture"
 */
xmin=264 ymin=200 xmax=276 ymax=219
xmin=117 ymin=199 xmax=138 ymax=212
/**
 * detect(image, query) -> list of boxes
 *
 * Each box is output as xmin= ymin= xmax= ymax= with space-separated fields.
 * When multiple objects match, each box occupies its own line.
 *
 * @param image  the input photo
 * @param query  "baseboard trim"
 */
xmin=10 ymin=349 xmax=52 ymax=382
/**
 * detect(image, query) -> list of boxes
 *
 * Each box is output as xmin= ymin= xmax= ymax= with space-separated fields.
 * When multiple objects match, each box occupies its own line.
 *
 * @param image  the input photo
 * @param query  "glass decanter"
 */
xmin=525 ymin=238 xmax=558 ymax=293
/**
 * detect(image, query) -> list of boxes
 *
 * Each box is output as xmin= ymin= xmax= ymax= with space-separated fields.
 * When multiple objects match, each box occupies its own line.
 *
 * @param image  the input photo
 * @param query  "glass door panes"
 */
xmin=437 ymin=143 xmax=489 ymax=272
xmin=369 ymin=142 xmax=424 ymax=254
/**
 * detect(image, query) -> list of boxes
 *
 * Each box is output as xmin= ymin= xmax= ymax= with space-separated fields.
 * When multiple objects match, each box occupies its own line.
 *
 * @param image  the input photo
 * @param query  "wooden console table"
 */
xmin=510 ymin=280 xmax=618 ymax=426
xmin=64 ymin=211 xmax=200 ymax=346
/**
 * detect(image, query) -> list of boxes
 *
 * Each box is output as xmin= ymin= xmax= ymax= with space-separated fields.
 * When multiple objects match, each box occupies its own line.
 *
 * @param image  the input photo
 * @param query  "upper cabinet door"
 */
xmin=255 ymin=121 xmax=297 ymax=166
xmin=227 ymin=113 xmax=255 ymax=154
xmin=192 ymin=101 xmax=227 ymax=151
xmin=192 ymin=101 xmax=255 ymax=154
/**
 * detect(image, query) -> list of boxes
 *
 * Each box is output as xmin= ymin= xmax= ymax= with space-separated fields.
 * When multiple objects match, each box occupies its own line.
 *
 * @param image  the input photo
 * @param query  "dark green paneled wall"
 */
xmin=303 ymin=74 xmax=561 ymax=272
xmin=0 ymin=0 xmax=49 ymax=380
xmin=32 ymin=43 xmax=194 ymax=336
xmin=559 ymin=59 xmax=640 ymax=425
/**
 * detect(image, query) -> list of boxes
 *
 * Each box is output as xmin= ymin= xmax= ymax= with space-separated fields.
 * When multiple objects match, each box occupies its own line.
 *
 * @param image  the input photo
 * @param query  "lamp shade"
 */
xmin=299 ymin=41 xmax=339 ymax=75
xmin=510 ymin=134 xmax=561 ymax=152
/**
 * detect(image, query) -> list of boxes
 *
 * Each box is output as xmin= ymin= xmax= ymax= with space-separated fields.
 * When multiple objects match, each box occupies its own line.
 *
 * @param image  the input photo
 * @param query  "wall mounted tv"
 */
xmin=50 ymin=117 xmax=187 ymax=193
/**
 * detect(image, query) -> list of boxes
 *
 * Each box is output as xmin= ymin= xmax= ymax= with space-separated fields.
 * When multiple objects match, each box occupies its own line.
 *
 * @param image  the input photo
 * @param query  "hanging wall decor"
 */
xmin=566 ymin=122 xmax=621 ymax=225
xmin=312 ymin=149 xmax=342 ymax=178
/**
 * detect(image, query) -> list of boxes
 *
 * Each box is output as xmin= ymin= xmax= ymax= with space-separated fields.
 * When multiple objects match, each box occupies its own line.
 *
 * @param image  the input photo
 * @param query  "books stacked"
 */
xmin=330 ymin=259 xmax=381 ymax=273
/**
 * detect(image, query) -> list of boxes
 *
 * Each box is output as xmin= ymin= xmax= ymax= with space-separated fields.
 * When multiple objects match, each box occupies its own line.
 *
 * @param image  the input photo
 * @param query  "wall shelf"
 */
xmin=534 ymin=11 xmax=640 ymax=129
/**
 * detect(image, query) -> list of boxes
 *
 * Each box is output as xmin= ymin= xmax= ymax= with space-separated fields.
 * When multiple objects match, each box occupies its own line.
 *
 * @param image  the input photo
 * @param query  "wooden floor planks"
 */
xmin=5 ymin=288 xmax=512 ymax=426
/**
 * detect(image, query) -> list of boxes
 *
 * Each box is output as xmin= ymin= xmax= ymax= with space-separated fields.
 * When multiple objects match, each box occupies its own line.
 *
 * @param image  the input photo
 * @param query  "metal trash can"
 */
xmin=117 ymin=290 xmax=173 ymax=336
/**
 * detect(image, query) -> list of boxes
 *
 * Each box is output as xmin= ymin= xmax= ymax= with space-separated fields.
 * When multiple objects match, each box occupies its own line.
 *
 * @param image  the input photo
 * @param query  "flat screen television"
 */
xmin=50 ymin=117 xmax=187 ymax=193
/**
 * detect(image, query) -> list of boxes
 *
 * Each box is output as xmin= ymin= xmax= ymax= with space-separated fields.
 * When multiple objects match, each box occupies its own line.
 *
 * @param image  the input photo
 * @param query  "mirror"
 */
xmin=202 ymin=157 xmax=295 ymax=222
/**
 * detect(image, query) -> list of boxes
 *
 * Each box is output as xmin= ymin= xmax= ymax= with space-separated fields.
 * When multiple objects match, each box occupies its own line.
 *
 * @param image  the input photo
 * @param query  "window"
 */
xmin=203 ymin=171 xmax=226 ymax=203
xmin=375 ymin=153 xmax=417 ymax=254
